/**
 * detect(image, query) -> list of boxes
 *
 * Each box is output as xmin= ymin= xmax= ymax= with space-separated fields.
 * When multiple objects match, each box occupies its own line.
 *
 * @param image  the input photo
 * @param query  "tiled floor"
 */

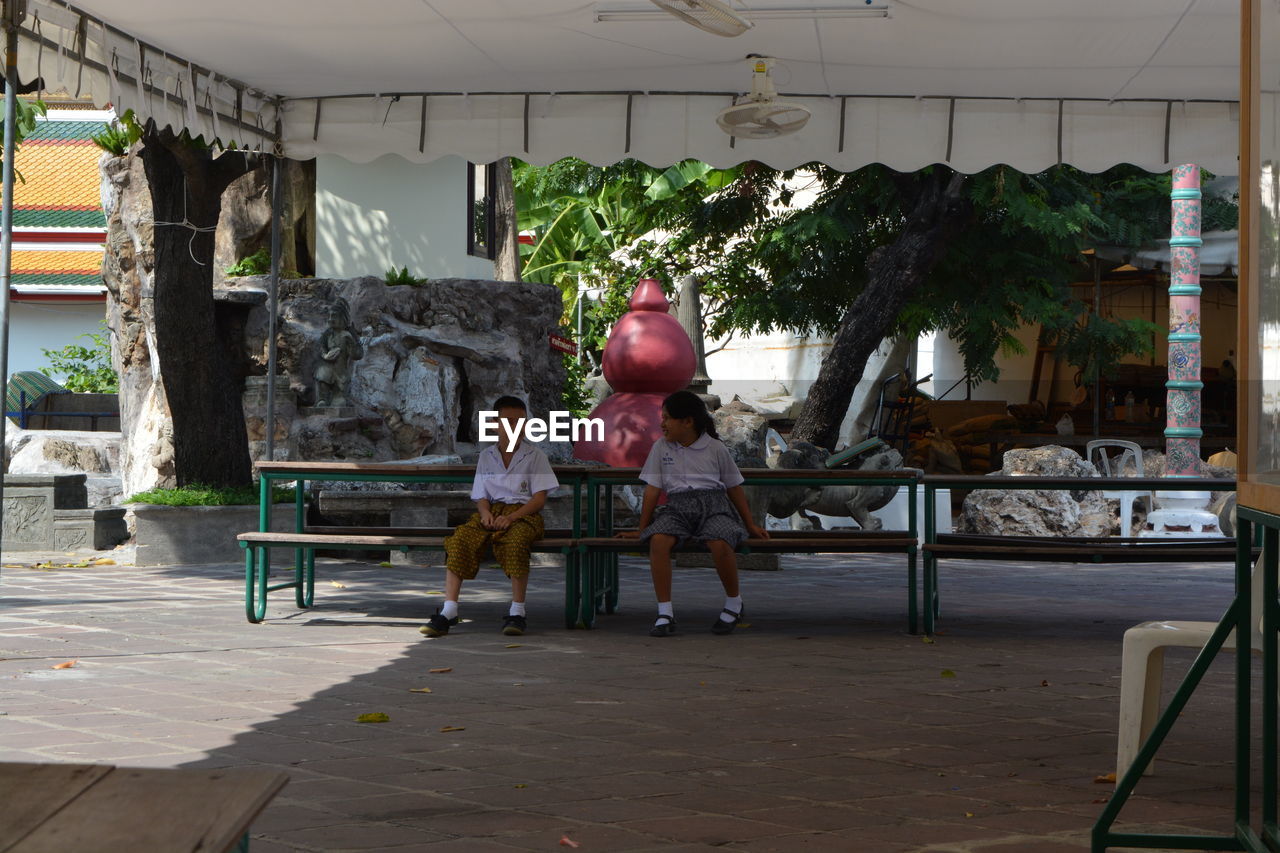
xmin=0 ymin=550 xmax=1256 ymax=851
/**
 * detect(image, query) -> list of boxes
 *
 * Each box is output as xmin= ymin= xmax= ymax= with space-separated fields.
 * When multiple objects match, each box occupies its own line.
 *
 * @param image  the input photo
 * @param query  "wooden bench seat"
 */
xmin=574 ymin=533 xmax=916 ymax=554
xmin=924 ymin=534 xmax=1243 ymax=563
xmin=921 ymin=533 xmax=1254 ymax=635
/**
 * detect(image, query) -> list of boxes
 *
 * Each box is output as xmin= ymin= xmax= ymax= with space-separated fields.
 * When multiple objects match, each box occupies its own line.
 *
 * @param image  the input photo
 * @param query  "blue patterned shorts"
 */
xmin=640 ymin=488 xmax=747 ymax=549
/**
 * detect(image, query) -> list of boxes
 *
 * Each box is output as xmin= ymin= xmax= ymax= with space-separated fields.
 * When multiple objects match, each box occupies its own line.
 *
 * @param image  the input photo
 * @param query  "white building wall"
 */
xmin=705 ymin=331 xmax=900 ymax=448
xmin=315 ymin=154 xmax=494 ymax=281
xmin=9 ymin=301 xmax=107 ymax=380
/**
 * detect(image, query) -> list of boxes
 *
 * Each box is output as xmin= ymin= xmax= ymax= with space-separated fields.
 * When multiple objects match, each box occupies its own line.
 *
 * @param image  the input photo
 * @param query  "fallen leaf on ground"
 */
xmin=378 ymin=561 xmax=394 ymax=568
xmin=93 ymin=559 xmax=115 ymax=566
xmin=356 ymin=712 xmax=390 ymax=723
xmin=940 ymin=669 xmax=956 ymax=678
xmin=559 ymin=837 xmax=581 ymax=849
xmin=51 ymin=661 xmax=77 ymax=670
xmin=330 ymin=581 xmax=346 ymax=588
xmin=1091 ymin=797 xmax=1109 ymax=804
xmin=429 ymin=667 xmax=453 ymax=674
xmin=738 ymin=622 xmax=752 ymax=628
xmin=514 ymin=783 xmax=527 ymax=789
xmin=922 ymin=636 xmax=936 ymax=644
xmin=3 ymin=564 xmax=21 ymax=568
xmin=964 ymin=812 xmax=975 ymax=818
xmin=424 ymin=590 xmax=444 ymax=595
xmin=1040 ymin=680 xmax=1050 ymax=687
xmin=439 ymin=725 xmax=465 ymax=733
xmin=408 ymin=687 xmax=432 ymax=694
xmin=504 ymin=644 xmax=522 ymax=649
xmin=1094 ymin=772 xmax=1117 ymax=784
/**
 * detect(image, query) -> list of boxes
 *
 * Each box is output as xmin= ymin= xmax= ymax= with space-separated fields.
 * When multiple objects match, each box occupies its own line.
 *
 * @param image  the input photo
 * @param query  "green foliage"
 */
xmin=561 ymin=352 xmax=594 ymax=418
xmin=385 ymin=265 xmax=427 ymax=286
xmin=125 ymin=483 xmax=298 ymax=506
xmin=517 ymin=157 xmax=1228 ymax=387
xmin=40 ymin=323 xmax=118 ymax=393
xmin=513 ymin=158 xmax=741 ymax=327
xmin=91 ymin=109 xmax=143 ymax=156
xmin=224 ymin=247 xmax=300 ymax=278
xmin=226 ymin=247 xmax=272 ymax=277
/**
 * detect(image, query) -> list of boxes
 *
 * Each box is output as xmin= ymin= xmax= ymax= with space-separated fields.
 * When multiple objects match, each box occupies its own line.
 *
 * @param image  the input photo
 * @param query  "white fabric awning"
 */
xmin=14 ymin=0 xmax=1243 ymax=173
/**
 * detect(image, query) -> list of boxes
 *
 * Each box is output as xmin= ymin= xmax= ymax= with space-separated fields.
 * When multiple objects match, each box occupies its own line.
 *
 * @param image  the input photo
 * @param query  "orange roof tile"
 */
xmin=11 ymin=249 xmax=103 ymax=276
xmin=6 ymin=140 xmax=104 ymax=211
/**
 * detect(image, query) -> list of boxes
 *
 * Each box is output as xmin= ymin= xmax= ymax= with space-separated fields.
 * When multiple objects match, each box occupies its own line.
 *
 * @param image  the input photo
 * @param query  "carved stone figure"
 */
xmin=766 ymin=440 xmax=902 ymax=531
xmin=150 ymin=422 xmax=175 ymax=479
xmin=314 ymin=299 xmax=363 ymax=407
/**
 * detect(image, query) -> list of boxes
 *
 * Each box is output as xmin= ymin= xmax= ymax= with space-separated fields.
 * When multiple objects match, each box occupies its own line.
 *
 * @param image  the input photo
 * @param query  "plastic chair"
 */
xmin=1115 ymin=557 xmax=1264 ymax=776
xmin=1086 ymin=440 xmax=1152 ymax=537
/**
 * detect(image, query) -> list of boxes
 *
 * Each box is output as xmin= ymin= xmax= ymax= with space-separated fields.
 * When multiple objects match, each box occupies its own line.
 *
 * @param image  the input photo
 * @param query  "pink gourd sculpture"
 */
xmin=574 ymin=279 xmax=696 ymax=467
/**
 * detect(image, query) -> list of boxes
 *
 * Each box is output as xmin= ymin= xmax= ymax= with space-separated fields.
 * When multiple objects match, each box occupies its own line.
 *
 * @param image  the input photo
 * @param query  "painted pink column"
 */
xmin=1165 ymin=165 xmax=1203 ymax=477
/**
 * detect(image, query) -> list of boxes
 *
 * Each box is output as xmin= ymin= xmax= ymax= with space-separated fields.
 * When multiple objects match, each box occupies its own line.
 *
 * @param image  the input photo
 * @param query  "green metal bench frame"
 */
xmin=581 ymin=468 xmax=923 ymax=632
xmin=923 ymin=475 xmax=1240 ymax=636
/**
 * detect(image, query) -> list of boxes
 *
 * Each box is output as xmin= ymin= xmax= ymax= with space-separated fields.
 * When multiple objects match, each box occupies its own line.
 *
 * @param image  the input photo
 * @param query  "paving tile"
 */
xmin=0 ymin=552 xmax=1259 ymax=851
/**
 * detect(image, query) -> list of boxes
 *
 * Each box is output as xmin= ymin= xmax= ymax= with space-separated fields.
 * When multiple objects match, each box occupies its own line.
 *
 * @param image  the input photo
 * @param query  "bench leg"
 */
xmin=604 ymin=553 xmax=619 ymax=614
xmin=564 ymin=549 xmax=581 ymax=629
xmin=245 ymin=547 xmax=268 ymax=623
xmin=578 ymin=551 xmax=598 ymax=629
xmin=295 ymin=548 xmax=315 ymax=608
xmin=923 ymin=551 xmax=938 ymax=636
xmin=907 ymin=546 xmax=918 ymax=635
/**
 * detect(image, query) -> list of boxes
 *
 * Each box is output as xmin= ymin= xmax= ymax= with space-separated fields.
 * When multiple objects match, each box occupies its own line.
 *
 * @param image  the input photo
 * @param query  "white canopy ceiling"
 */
xmin=15 ymin=0 xmax=1242 ymax=173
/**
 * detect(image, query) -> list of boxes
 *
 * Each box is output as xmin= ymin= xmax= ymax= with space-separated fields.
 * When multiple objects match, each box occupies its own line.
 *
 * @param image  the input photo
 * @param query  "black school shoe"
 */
xmin=710 ymin=606 xmax=744 ymax=635
xmin=502 ymin=614 xmax=527 ymax=636
xmin=419 ymin=611 xmax=459 ymax=637
xmin=649 ymin=615 xmax=678 ymax=637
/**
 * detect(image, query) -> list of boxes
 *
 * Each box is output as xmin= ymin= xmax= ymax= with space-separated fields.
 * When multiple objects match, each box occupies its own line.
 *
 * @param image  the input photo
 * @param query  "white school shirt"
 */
xmin=638 ymin=433 xmax=745 ymax=494
xmin=471 ymin=442 xmax=559 ymax=504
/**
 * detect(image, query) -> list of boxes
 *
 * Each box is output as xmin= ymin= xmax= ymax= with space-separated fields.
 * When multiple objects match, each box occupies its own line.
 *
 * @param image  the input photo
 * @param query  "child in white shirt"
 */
xmin=421 ymin=396 xmax=559 ymax=638
xmin=618 ymin=390 xmax=768 ymax=636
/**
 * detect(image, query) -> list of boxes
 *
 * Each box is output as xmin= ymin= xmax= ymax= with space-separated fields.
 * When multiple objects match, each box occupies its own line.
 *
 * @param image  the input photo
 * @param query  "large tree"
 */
xmin=521 ymin=159 xmax=1234 ymax=450
xmin=139 ymin=125 xmax=259 ymax=487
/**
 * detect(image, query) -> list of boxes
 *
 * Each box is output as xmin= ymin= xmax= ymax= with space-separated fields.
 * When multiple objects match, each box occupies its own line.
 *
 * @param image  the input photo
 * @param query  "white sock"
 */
xmin=441 ymin=600 xmax=459 ymax=620
xmin=656 ymin=601 xmax=674 ymax=623
xmin=720 ymin=596 xmax=743 ymax=622
xmin=509 ymin=601 xmax=526 ymax=617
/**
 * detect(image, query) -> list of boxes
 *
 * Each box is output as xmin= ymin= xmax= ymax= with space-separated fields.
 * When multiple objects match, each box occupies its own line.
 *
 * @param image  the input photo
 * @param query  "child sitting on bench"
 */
xmin=421 ymin=395 xmax=558 ymax=638
xmin=617 ymin=390 xmax=768 ymax=637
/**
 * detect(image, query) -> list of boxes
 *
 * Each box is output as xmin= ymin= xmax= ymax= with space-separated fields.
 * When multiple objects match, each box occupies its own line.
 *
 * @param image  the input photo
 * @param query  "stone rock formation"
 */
xmin=239 ymin=276 xmax=565 ymax=461
xmin=101 ymin=147 xmax=565 ymax=496
xmin=960 ymin=445 xmax=1112 ymax=537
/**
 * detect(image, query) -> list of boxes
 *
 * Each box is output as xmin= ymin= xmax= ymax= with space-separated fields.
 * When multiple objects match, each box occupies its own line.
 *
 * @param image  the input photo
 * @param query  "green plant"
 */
xmin=225 ymin=247 xmax=272 ymax=277
xmin=40 ymin=323 xmax=118 ymax=393
xmin=90 ymin=109 xmax=143 ymax=156
xmin=124 ymin=483 xmax=298 ymax=505
xmin=385 ymin=265 xmax=427 ymax=286
xmin=561 ymin=352 xmax=594 ymax=418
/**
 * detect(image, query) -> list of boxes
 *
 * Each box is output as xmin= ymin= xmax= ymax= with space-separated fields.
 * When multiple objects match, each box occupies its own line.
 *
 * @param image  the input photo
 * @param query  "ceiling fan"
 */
xmin=648 ymin=0 xmax=753 ymax=37
xmin=717 ymin=57 xmax=811 ymax=139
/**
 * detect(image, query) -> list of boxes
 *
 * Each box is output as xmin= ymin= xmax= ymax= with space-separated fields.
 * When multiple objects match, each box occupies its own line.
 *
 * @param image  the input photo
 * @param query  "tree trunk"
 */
xmin=790 ymin=171 xmax=970 ymax=451
xmin=492 ymin=157 xmax=522 ymax=282
xmin=141 ymin=128 xmax=258 ymax=487
xmin=851 ymin=334 xmax=913 ymax=442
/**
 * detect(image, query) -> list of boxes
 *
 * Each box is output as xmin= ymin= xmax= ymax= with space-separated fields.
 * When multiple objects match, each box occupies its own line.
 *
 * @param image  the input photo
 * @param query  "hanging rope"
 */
xmin=143 ymin=175 xmax=220 ymax=267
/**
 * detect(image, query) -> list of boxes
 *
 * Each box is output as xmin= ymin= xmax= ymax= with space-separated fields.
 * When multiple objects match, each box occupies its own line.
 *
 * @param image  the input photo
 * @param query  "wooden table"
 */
xmin=0 ymin=762 xmax=288 ymax=852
